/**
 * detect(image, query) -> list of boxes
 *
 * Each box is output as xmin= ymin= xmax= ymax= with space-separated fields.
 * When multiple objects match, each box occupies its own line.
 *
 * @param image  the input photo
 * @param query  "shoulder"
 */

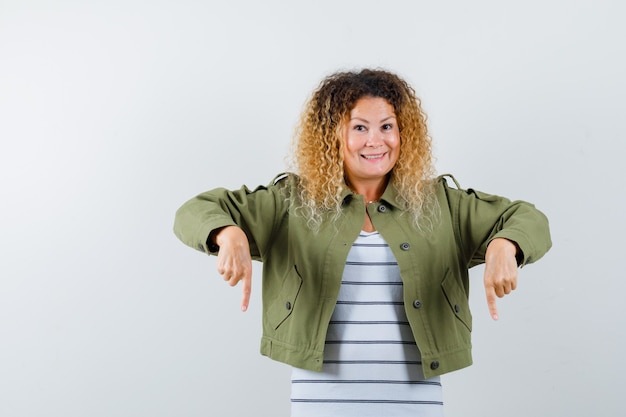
xmin=270 ymin=172 xmax=302 ymax=188
xmin=271 ymin=172 xmax=290 ymax=185
xmin=436 ymin=174 xmax=463 ymax=191
xmin=436 ymin=174 xmax=502 ymax=201
xmin=433 ymin=175 xmax=518 ymax=221
xmin=267 ymin=172 xmax=303 ymax=201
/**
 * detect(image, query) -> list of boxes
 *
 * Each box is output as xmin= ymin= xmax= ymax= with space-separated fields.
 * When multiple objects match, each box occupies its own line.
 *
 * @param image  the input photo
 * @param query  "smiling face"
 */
xmin=342 ymin=96 xmax=400 ymax=195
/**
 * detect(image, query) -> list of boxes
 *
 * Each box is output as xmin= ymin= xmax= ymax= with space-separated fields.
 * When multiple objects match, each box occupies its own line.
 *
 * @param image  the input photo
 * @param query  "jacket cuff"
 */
xmin=195 ymin=220 xmax=237 ymax=255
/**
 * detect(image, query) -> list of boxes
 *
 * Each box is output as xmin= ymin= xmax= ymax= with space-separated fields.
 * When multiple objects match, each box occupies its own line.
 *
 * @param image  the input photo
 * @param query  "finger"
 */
xmin=219 ymin=265 xmax=233 ymax=283
xmin=500 ymin=274 xmax=517 ymax=295
xmin=217 ymin=257 xmax=232 ymax=280
xmin=218 ymin=258 xmax=239 ymax=285
xmin=240 ymin=272 xmax=252 ymax=312
xmin=485 ymin=286 xmax=499 ymax=321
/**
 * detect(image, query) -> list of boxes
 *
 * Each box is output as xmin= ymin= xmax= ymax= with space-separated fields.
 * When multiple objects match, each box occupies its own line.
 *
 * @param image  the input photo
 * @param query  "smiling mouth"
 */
xmin=361 ymin=153 xmax=385 ymax=160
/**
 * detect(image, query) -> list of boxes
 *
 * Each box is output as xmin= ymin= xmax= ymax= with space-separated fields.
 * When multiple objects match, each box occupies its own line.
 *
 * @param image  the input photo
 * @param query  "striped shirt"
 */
xmin=291 ymin=231 xmax=443 ymax=417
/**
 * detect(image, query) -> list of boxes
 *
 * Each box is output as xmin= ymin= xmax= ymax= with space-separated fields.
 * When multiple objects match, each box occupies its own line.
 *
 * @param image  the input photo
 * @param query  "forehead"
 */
xmin=349 ymin=96 xmax=396 ymax=118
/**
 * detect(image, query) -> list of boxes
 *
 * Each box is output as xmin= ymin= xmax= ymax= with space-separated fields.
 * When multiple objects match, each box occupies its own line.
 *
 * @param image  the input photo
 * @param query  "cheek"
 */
xmin=388 ymin=135 xmax=401 ymax=151
xmin=344 ymin=134 xmax=360 ymax=154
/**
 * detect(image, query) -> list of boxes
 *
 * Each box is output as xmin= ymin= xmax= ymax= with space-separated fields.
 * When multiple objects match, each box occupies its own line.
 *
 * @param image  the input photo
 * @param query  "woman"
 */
xmin=173 ymin=69 xmax=551 ymax=416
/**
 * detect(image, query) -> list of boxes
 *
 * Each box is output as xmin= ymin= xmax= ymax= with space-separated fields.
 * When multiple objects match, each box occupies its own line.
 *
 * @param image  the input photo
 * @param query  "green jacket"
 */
xmin=173 ymin=174 xmax=551 ymax=378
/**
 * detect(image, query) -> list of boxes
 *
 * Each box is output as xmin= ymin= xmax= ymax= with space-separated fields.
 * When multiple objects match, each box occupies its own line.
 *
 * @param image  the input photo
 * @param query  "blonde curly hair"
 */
xmin=290 ymin=68 xmax=439 ymax=231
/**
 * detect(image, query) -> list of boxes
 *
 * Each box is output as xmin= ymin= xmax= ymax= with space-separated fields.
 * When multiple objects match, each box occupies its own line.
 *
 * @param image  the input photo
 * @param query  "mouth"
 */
xmin=361 ymin=153 xmax=386 ymax=160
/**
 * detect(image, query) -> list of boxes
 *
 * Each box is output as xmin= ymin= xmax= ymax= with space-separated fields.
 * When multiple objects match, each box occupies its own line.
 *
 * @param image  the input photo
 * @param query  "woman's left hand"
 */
xmin=483 ymin=238 xmax=519 ymax=321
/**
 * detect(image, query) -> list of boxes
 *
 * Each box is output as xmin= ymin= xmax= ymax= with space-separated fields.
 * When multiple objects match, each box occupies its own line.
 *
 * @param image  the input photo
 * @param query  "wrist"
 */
xmin=488 ymin=238 xmax=523 ymax=264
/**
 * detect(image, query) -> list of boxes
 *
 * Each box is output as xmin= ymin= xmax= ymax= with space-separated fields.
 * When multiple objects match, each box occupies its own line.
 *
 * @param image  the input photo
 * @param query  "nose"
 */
xmin=366 ymin=131 xmax=384 ymax=147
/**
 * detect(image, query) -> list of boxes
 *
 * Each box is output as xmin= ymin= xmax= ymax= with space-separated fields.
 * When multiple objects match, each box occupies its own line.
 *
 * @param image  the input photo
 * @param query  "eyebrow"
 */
xmin=350 ymin=116 xmax=397 ymax=123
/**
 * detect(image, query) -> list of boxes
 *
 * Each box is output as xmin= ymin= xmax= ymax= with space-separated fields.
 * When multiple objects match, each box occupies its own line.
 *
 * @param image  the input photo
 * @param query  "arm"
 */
xmin=442 ymin=176 xmax=552 ymax=319
xmin=444 ymin=181 xmax=551 ymax=268
xmin=174 ymin=174 xmax=290 ymax=258
xmin=173 ymin=174 xmax=291 ymax=311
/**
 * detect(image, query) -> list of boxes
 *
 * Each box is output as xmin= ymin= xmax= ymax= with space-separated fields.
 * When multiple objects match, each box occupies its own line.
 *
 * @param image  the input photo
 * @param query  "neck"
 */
xmin=345 ymin=176 xmax=388 ymax=204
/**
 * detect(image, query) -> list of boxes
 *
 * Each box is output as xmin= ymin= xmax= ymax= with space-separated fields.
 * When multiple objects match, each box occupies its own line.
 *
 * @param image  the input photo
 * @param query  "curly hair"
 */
xmin=290 ymin=68 xmax=439 ymax=231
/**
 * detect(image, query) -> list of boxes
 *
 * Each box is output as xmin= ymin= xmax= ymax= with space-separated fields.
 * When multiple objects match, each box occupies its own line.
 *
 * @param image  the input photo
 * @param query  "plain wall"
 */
xmin=1 ymin=1 xmax=624 ymax=416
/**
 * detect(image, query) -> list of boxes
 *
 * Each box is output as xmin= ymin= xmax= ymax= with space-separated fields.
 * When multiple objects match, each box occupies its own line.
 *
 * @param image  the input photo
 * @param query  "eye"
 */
xmin=382 ymin=123 xmax=393 ymax=131
xmin=353 ymin=124 xmax=367 ymax=132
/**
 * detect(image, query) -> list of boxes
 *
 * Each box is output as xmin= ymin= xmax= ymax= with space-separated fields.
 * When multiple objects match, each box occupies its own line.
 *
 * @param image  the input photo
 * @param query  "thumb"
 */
xmin=485 ymin=285 xmax=499 ymax=321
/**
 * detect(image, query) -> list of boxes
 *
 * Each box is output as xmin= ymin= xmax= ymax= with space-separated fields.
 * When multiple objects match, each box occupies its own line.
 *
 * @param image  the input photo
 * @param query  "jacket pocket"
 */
xmin=266 ymin=264 xmax=303 ymax=330
xmin=441 ymin=270 xmax=472 ymax=332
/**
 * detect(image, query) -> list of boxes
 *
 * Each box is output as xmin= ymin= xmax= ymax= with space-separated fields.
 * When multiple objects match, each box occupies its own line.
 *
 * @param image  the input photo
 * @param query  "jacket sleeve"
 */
xmin=441 ymin=176 xmax=552 ymax=268
xmin=173 ymin=174 xmax=291 ymax=260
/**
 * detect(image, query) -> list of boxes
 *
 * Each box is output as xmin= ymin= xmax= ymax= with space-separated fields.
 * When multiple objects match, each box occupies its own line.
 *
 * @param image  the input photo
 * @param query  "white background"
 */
xmin=1 ymin=1 xmax=624 ymax=416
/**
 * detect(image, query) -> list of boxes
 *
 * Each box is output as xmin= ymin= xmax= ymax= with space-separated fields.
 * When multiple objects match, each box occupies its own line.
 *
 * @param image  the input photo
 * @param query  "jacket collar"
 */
xmin=340 ymin=181 xmax=404 ymax=210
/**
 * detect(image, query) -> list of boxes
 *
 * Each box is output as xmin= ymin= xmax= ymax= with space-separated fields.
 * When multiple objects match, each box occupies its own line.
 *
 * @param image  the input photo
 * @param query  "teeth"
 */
xmin=363 ymin=154 xmax=383 ymax=159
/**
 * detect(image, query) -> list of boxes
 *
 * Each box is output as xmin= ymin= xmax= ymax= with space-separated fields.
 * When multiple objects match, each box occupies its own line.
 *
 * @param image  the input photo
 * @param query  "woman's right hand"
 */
xmin=213 ymin=226 xmax=253 ymax=312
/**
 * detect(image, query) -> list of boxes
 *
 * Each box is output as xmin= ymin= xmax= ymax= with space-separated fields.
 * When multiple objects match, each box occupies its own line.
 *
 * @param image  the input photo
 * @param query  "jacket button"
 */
xmin=454 ymin=304 xmax=460 ymax=313
xmin=377 ymin=205 xmax=387 ymax=213
xmin=400 ymin=242 xmax=410 ymax=250
xmin=285 ymin=301 xmax=292 ymax=310
xmin=413 ymin=299 xmax=422 ymax=309
xmin=430 ymin=361 xmax=440 ymax=370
